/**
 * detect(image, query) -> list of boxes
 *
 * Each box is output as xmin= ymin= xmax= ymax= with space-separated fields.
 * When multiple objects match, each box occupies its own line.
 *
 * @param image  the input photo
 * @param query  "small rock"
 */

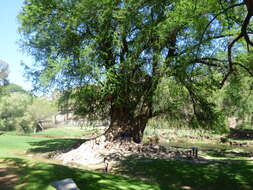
xmin=220 ymin=137 xmax=228 ymax=143
xmin=51 ymin=178 xmax=80 ymax=190
xmin=154 ymin=145 xmax=159 ymax=149
xmin=181 ymin=186 xmax=192 ymax=190
xmin=159 ymin=146 xmax=167 ymax=152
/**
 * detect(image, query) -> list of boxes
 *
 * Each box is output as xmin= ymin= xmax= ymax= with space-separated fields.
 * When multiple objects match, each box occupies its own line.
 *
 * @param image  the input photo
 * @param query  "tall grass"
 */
xmin=144 ymin=118 xmax=221 ymax=145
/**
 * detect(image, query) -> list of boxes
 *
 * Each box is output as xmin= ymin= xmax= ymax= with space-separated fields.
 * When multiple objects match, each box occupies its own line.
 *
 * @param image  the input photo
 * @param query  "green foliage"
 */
xmin=0 ymin=93 xmax=33 ymax=132
xmin=208 ymin=70 xmax=253 ymax=129
xmin=18 ymin=0 xmax=251 ymax=133
xmin=28 ymin=97 xmax=57 ymax=122
xmin=223 ymin=75 xmax=253 ymax=118
xmin=0 ymin=86 xmax=57 ymax=132
xmin=62 ymin=85 xmax=105 ymax=119
xmin=153 ymin=77 xmax=228 ymax=132
xmin=0 ymin=83 xmax=27 ymax=96
xmin=153 ymin=78 xmax=190 ymax=118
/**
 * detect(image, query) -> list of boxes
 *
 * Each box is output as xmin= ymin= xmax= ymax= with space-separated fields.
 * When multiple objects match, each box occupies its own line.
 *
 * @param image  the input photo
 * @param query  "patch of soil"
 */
xmin=55 ymin=135 xmax=206 ymax=170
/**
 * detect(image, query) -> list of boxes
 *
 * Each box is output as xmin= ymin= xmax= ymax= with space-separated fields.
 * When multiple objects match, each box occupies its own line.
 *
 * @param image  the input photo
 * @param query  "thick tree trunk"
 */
xmin=104 ymin=106 xmax=149 ymax=143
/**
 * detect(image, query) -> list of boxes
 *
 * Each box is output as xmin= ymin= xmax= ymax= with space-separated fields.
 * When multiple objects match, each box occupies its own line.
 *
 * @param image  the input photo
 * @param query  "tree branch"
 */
xmin=242 ymin=12 xmax=253 ymax=46
xmin=220 ymin=71 xmax=232 ymax=88
xmin=191 ymin=58 xmax=224 ymax=67
xmin=198 ymin=2 xmax=244 ymax=51
xmin=223 ymin=0 xmax=253 ymax=86
xmin=234 ymin=62 xmax=253 ymax=77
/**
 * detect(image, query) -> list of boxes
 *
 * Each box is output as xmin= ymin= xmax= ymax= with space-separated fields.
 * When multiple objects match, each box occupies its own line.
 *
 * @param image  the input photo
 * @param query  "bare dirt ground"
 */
xmin=55 ymin=135 xmax=213 ymax=172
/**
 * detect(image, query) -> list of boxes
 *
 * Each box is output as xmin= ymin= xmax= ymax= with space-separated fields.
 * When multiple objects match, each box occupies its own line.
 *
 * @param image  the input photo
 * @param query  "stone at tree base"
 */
xmin=50 ymin=178 xmax=80 ymax=190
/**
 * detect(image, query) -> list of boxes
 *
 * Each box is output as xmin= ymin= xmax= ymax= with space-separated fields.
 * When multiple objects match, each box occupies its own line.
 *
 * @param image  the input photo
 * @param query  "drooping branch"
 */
xmin=198 ymin=2 xmax=244 ymax=52
xmin=220 ymin=71 xmax=233 ymax=88
xmin=227 ymin=33 xmax=243 ymax=68
xmin=235 ymin=62 xmax=253 ymax=77
xmin=192 ymin=57 xmax=253 ymax=87
xmin=196 ymin=1 xmax=253 ymax=87
xmin=202 ymin=2 xmax=244 ymax=36
xmin=192 ymin=58 xmax=229 ymax=67
xmin=220 ymin=0 xmax=253 ymax=87
xmin=235 ymin=0 xmax=253 ymax=46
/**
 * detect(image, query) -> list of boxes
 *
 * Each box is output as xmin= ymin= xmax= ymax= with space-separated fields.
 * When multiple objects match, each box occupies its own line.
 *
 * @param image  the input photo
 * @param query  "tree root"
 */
xmin=55 ymin=135 xmax=204 ymax=168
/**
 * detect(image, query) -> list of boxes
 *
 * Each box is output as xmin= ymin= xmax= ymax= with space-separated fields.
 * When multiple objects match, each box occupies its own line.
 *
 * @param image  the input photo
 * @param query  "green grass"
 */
xmin=0 ymin=135 xmax=86 ymax=158
xmin=1 ymin=128 xmax=253 ymax=190
xmin=115 ymin=157 xmax=253 ymax=190
xmin=0 ymin=135 xmax=48 ymax=157
xmin=2 ymin=126 xmax=98 ymax=138
xmin=0 ymin=158 xmax=159 ymax=190
xmin=34 ymin=126 xmax=97 ymax=137
xmin=0 ymin=135 xmax=159 ymax=190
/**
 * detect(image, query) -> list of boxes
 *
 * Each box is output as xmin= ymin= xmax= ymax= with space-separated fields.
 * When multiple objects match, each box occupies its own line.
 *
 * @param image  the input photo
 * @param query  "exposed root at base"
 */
xmin=55 ymin=135 xmax=206 ymax=168
xmin=56 ymin=135 xmax=134 ymax=165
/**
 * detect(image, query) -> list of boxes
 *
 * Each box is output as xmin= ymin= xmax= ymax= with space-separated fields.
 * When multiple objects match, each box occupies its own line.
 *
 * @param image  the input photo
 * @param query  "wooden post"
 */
xmin=104 ymin=157 xmax=109 ymax=173
xmin=192 ymin=147 xmax=198 ymax=158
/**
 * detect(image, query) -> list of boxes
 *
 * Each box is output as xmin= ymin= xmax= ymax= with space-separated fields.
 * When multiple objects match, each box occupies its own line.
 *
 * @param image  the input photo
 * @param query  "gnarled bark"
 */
xmin=104 ymin=106 xmax=149 ymax=143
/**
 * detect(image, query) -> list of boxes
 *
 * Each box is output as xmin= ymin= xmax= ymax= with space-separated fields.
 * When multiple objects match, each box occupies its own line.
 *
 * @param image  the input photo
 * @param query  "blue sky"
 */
xmin=0 ymin=1 xmax=32 ymax=90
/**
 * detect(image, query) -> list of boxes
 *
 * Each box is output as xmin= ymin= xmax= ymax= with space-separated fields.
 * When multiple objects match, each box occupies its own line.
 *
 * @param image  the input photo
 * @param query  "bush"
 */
xmin=0 ymin=90 xmax=57 ymax=133
xmin=0 ymin=93 xmax=33 ymax=132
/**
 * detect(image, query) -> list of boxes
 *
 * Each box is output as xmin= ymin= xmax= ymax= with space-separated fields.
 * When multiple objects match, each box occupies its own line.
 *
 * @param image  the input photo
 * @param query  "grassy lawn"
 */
xmin=0 ymin=135 xmax=48 ymax=158
xmin=34 ymin=126 xmax=98 ymax=138
xmin=0 ymin=134 xmax=159 ymax=190
xmin=116 ymin=157 xmax=253 ymax=190
xmin=2 ymin=126 xmax=98 ymax=138
xmin=0 ymin=158 xmax=158 ymax=190
xmin=1 ymin=127 xmax=253 ymax=190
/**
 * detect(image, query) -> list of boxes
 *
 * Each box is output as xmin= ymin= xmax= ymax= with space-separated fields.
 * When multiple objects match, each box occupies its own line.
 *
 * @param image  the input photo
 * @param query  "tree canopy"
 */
xmin=19 ymin=0 xmax=253 ymax=142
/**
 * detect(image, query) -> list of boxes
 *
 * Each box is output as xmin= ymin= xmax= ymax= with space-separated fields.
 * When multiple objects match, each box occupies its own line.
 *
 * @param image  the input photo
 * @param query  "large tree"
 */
xmin=19 ymin=0 xmax=253 ymax=143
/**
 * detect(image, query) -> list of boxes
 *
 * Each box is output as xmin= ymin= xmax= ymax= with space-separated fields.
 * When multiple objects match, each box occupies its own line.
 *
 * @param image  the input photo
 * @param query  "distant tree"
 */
xmin=0 ymin=93 xmax=33 ymax=132
xmin=0 ymin=86 xmax=57 ymax=133
xmin=0 ymin=60 xmax=9 ymax=86
xmin=0 ymin=83 xmax=27 ymax=96
xmin=28 ymin=97 xmax=57 ymax=123
xmin=19 ymin=0 xmax=253 ymax=142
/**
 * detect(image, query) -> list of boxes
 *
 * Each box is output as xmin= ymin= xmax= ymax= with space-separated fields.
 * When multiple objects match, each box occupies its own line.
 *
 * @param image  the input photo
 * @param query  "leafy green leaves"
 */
xmin=18 ymin=0 xmax=253 ymax=131
xmin=0 ymin=85 xmax=57 ymax=132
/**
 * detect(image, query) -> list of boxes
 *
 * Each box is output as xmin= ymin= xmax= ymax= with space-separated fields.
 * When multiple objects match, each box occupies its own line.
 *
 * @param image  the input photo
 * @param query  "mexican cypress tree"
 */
xmin=19 ymin=0 xmax=253 ymax=143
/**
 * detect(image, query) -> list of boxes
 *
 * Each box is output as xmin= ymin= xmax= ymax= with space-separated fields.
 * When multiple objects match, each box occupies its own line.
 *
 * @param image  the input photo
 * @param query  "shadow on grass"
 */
xmin=1 ymin=157 xmax=158 ymax=190
xmin=228 ymin=129 xmax=253 ymax=140
xmin=115 ymin=155 xmax=253 ymax=190
xmin=205 ymin=149 xmax=253 ymax=159
xmin=28 ymin=138 xmax=87 ymax=153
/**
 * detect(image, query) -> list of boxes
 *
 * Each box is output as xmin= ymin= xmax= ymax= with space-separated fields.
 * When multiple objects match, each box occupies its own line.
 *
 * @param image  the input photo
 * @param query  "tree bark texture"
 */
xmin=104 ymin=105 xmax=149 ymax=143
